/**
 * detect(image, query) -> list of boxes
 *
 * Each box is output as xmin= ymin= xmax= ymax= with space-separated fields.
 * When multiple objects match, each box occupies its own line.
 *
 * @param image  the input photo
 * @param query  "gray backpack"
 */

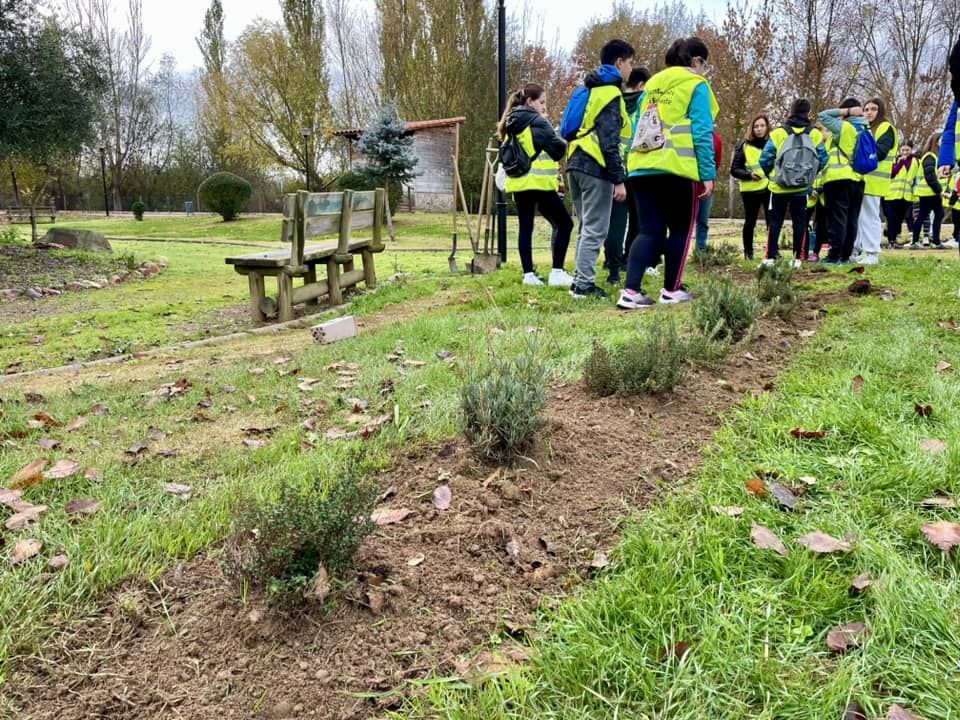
xmin=772 ymin=130 xmax=818 ymax=189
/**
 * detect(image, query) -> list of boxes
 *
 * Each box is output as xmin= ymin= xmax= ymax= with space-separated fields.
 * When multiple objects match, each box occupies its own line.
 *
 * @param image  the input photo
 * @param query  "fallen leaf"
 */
xmin=163 ymin=483 xmax=192 ymax=500
xmin=407 ymin=553 xmax=425 ymax=567
xmin=274 ymin=402 xmax=288 ymax=413
xmin=84 ymin=467 xmax=103 ymax=480
xmin=197 ymin=397 xmax=213 ymax=409
xmin=850 ymin=572 xmax=872 ymax=594
xmin=790 ymin=428 xmax=828 ymax=439
xmin=847 ymin=265 xmax=866 ymax=274
xmin=306 ymin=564 xmax=330 ymax=601
xmin=938 ymin=318 xmax=960 ymax=331
xmin=10 ymin=538 xmax=42 ymax=565
xmin=38 ymin=437 xmax=60 ymax=451
xmin=344 ymin=413 xmax=370 ymax=425
xmin=5 ymin=505 xmax=48 ymax=530
xmin=798 ymin=329 xmax=816 ymax=338
xmin=273 ymin=356 xmax=293 ymax=365
xmin=745 ymin=478 xmax=768 ymax=498
xmin=887 ymin=705 xmax=925 ymax=720
xmin=879 ymin=289 xmax=896 ymax=301
xmin=826 ymin=621 xmax=871 ymax=653
xmin=711 ymin=505 xmax=744 ymax=517
xmin=367 ymin=590 xmax=387 ymax=614
xmin=767 ymin=482 xmax=798 ymax=511
xmin=90 ymin=403 xmax=109 ymax=415
xmin=661 ymin=641 xmax=692 ymax=662
xmin=11 ymin=458 xmax=47 ymax=487
xmin=44 ymin=459 xmax=81 ymax=480
xmin=920 ymin=496 xmax=956 ymax=509
xmin=147 ymin=427 xmax=167 ymax=441
xmin=65 ymin=498 xmax=102 ymax=516
xmin=378 ymin=485 xmax=397 ymax=501
xmin=797 ymin=531 xmax=852 ymax=554
xmin=24 ymin=392 xmax=45 ymax=404
xmin=914 ymin=403 xmax=933 ymax=417
xmin=297 ymin=378 xmax=319 ymax=392
xmin=921 ymin=521 xmax=960 ymax=552
xmin=0 ymin=487 xmax=25 ymax=509
xmin=47 ymin=554 xmax=69 ymax=570
xmin=844 ymin=703 xmax=868 ymax=720
xmin=936 ymin=361 xmax=953 ymax=373
xmin=125 ymin=441 xmax=149 ymax=455
xmin=798 ymin=475 xmax=817 ymax=486
xmin=432 ymin=485 xmax=452 ymax=510
xmin=920 ymin=438 xmax=947 ymax=454
xmin=590 ymin=549 xmax=610 ymax=569
xmin=371 ymin=507 xmax=412 ymax=525
xmin=192 ymin=411 xmax=212 ymax=423
xmin=750 ymin=522 xmax=788 ymax=556
xmin=851 ymin=375 xmax=864 ymax=393
xmin=65 ymin=416 xmax=88 ymax=432
xmin=33 ymin=412 xmax=62 ymax=428
xmin=436 ymin=350 xmax=455 ymax=361
xmin=242 ymin=438 xmax=265 ymax=448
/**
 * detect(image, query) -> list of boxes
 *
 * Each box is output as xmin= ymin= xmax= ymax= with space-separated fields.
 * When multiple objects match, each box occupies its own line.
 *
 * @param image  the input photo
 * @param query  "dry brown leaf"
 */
xmin=790 ymin=428 xmax=828 ymax=439
xmin=432 ymin=485 xmax=452 ymax=510
xmin=920 ymin=496 xmax=957 ymax=509
xmin=242 ymin=438 xmax=266 ymax=448
xmin=125 ymin=441 xmax=149 ymax=456
xmin=163 ymin=483 xmax=192 ymax=500
xmin=90 ymin=403 xmax=109 ymax=415
xmin=798 ymin=475 xmax=817 ymax=486
xmin=306 ymin=564 xmax=330 ymax=602
xmin=5 ymin=505 xmax=48 ymax=530
xmin=84 ymin=467 xmax=103 ymax=481
xmin=887 ymin=705 xmax=925 ymax=720
xmin=750 ymin=522 xmax=788 ymax=556
xmin=921 ymin=521 xmax=960 ymax=552
xmin=147 ymin=427 xmax=167 ymax=441
xmin=851 ymin=375 xmax=865 ymax=393
xmin=920 ymin=438 xmax=947 ymax=454
xmin=936 ymin=360 xmax=953 ymax=373
xmin=711 ymin=505 xmax=744 ymax=517
xmin=0 ymin=487 xmax=25 ymax=510
xmin=590 ymin=549 xmax=610 ymax=569
xmin=844 ymin=703 xmax=868 ymax=720
xmin=65 ymin=416 xmax=87 ymax=432
xmin=24 ymin=392 xmax=45 ymax=404
xmin=10 ymin=538 xmax=42 ymax=564
xmin=797 ymin=531 xmax=852 ymax=554
xmin=826 ymin=621 xmax=871 ymax=653
xmin=370 ymin=507 xmax=412 ymax=525
xmin=65 ymin=498 xmax=102 ymax=516
xmin=44 ymin=459 xmax=81 ymax=480
xmin=11 ymin=458 xmax=47 ymax=488
xmin=914 ymin=403 xmax=933 ymax=417
xmin=660 ymin=641 xmax=692 ymax=662
xmin=850 ymin=572 xmax=872 ymax=594
xmin=38 ymin=437 xmax=60 ymax=451
xmin=745 ymin=478 xmax=767 ymax=498
xmin=767 ymin=482 xmax=798 ymax=511
xmin=47 ymin=554 xmax=69 ymax=570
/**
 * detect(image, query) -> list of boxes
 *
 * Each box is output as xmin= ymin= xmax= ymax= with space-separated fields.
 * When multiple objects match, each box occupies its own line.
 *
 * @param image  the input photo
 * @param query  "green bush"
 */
xmin=692 ymin=275 xmax=760 ymax=342
xmin=756 ymin=259 xmax=801 ymax=317
xmin=336 ymin=169 xmax=402 ymax=215
xmin=690 ymin=243 xmax=739 ymax=270
xmin=584 ymin=316 xmax=690 ymax=396
xmin=223 ymin=471 xmax=378 ymax=606
xmin=461 ymin=341 xmax=549 ymax=462
xmin=198 ymin=171 xmax=252 ymax=221
xmin=131 ymin=201 xmax=146 ymax=221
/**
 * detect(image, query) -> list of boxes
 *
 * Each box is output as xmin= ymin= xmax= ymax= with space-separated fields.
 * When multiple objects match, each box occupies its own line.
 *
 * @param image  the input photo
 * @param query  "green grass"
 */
xmin=398 ymin=257 xmax=960 ymax=718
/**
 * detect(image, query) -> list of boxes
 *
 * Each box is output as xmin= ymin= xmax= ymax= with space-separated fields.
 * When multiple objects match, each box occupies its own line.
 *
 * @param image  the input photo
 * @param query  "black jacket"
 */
xmin=504 ymin=106 xmax=566 ymax=162
xmin=874 ymin=123 xmax=896 ymax=162
xmin=730 ymin=137 xmax=767 ymax=182
xmin=566 ymin=70 xmax=627 ymax=184
xmin=921 ymin=152 xmax=942 ymax=195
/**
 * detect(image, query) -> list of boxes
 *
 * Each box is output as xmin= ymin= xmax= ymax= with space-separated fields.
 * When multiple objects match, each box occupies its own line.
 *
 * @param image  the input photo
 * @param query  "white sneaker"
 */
xmin=944 ymin=239 xmax=959 ymax=249
xmin=522 ymin=272 xmax=544 ymax=286
xmin=548 ymin=268 xmax=574 ymax=287
xmin=759 ymin=258 xmax=776 ymax=268
xmin=644 ymin=264 xmax=661 ymax=277
xmin=790 ymin=258 xmax=802 ymax=269
xmin=859 ymin=253 xmax=879 ymax=265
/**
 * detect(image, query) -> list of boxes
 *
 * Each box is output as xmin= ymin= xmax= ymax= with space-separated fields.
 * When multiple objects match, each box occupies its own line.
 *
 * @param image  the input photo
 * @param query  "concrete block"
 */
xmin=311 ymin=315 xmax=358 ymax=344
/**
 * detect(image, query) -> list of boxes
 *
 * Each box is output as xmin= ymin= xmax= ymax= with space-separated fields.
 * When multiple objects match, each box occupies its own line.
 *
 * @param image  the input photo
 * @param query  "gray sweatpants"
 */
xmin=569 ymin=170 xmax=614 ymax=287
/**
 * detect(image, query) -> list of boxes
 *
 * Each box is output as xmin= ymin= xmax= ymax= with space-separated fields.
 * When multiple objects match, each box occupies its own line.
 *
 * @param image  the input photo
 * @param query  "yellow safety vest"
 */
xmin=504 ymin=126 xmax=559 ymax=193
xmin=766 ymin=126 xmax=824 ymax=194
xmin=944 ymin=170 xmax=960 ymax=210
xmin=807 ymin=171 xmax=825 ymax=208
xmin=863 ymin=121 xmax=898 ymax=197
xmin=824 ymin=121 xmax=863 ymax=184
xmin=626 ymin=66 xmax=719 ymax=182
xmin=884 ymin=158 xmax=917 ymax=202
xmin=739 ymin=142 xmax=768 ymax=193
xmin=914 ymin=152 xmax=939 ymax=198
xmin=566 ymin=85 xmax=631 ymax=170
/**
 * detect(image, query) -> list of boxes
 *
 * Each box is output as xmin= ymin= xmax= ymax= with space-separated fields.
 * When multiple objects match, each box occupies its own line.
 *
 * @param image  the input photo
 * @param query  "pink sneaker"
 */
xmin=659 ymin=286 xmax=694 ymax=304
xmin=806 ymin=253 xmax=819 ymax=262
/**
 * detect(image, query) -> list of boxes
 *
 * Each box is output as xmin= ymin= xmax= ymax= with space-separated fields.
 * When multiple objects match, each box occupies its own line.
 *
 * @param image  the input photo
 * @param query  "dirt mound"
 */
xmin=8 ymin=294 xmax=836 ymax=720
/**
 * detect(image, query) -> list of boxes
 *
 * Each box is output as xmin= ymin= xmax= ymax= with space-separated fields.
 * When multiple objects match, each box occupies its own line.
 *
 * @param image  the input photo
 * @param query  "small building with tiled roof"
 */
xmin=334 ymin=116 xmax=466 ymax=212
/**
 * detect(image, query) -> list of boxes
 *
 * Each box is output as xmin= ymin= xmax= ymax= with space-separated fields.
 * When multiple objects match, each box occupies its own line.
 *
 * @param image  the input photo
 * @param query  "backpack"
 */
xmin=849 ymin=123 xmax=879 ymax=174
xmin=631 ymin=102 xmax=665 ymax=152
xmin=498 ymin=133 xmax=531 ymax=178
xmin=559 ymin=86 xmax=590 ymax=141
xmin=772 ymin=130 xmax=819 ymax=189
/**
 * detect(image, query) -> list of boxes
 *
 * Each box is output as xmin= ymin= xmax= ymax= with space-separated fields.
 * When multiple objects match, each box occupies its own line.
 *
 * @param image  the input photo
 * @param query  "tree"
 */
xmin=324 ymin=0 xmax=381 ymax=131
xmin=355 ymin=103 xmax=417 ymax=208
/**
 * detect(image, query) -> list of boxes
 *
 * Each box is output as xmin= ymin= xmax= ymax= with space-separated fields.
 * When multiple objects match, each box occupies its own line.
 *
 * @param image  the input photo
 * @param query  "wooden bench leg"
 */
xmin=326 ymin=257 xmax=342 ymax=305
xmin=361 ymin=249 xmax=377 ymax=289
xmin=248 ymin=273 xmax=266 ymax=322
xmin=305 ymin=265 xmax=319 ymax=307
xmin=278 ymin=273 xmax=294 ymax=322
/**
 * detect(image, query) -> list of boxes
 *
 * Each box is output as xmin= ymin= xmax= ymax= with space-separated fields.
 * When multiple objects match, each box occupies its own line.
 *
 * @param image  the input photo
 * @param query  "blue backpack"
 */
xmin=849 ymin=123 xmax=879 ymax=175
xmin=559 ymin=86 xmax=590 ymax=141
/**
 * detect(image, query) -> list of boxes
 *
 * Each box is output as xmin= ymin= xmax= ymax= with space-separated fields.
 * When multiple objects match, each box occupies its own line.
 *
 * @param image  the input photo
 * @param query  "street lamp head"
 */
xmin=300 ymin=127 xmax=313 ymax=138
xmin=99 ymin=146 xmax=105 ymax=154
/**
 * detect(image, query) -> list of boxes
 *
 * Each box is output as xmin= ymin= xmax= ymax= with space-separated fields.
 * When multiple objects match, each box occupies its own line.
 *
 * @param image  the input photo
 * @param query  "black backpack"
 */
xmin=498 ymin=133 xmax=532 ymax=178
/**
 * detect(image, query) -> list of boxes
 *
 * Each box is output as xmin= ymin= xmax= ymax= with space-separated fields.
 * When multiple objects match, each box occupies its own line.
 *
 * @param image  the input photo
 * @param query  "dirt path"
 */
xmin=6 ymin=290 xmax=845 ymax=720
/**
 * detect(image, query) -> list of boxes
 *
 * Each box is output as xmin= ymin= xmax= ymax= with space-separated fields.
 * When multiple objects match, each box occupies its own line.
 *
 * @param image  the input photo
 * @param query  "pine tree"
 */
xmin=355 ymin=103 xmax=418 ymax=203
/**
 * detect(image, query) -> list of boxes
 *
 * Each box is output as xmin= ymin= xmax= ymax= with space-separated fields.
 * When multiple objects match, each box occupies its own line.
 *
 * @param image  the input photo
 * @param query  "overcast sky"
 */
xmin=140 ymin=0 xmax=732 ymax=72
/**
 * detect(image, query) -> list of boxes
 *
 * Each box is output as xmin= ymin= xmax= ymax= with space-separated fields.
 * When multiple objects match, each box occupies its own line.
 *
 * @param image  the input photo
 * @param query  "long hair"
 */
xmin=746 ymin=114 xmax=770 ymax=142
xmin=923 ymin=131 xmax=942 ymax=155
xmin=865 ymin=97 xmax=887 ymax=130
xmin=497 ymin=82 xmax=544 ymax=140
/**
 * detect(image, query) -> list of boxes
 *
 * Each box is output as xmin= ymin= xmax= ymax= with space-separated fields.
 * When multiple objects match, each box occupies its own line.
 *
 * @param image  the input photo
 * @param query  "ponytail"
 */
xmin=497 ymin=83 xmax=545 ymax=140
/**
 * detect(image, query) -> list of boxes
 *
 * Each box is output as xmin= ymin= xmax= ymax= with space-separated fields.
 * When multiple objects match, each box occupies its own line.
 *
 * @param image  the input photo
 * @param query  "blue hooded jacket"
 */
xmin=566 ymin=64 xmax=627 ymax=185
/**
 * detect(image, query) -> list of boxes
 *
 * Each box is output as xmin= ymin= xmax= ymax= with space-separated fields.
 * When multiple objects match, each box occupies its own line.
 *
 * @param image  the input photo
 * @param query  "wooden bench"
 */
xmin=6 ymin=205 xmax=56 ymax=224
xmin=225 ymin=188 xmax=386 ymax=323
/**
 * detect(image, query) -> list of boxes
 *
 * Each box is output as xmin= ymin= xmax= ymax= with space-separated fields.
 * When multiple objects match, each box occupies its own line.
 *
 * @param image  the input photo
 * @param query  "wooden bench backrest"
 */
xmin=288 ymin=188 xmax=385 ymax=268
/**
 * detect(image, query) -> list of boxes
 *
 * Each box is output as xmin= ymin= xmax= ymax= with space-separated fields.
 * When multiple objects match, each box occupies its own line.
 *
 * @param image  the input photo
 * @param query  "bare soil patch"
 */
xmin=0 ymin=244 xmax=131 ymax=294
xmin=8 ymin=289 xmax=845 ymax=720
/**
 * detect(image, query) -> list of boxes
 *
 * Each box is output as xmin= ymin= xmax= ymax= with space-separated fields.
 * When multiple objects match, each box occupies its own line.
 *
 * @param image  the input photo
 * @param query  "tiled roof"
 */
xmin=333 ymin=116 xmax=466 ymax=139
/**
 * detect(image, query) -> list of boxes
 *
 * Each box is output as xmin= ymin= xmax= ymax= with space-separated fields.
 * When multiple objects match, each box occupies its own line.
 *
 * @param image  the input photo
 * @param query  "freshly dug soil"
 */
xmin=0 ymin=243 xmax=130 ymax=293
xmin=8 ymin=289 xmax=846 ymax=720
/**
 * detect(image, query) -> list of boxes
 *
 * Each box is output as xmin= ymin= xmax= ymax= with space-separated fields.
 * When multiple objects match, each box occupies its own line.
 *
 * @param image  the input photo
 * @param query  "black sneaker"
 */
xmin=570 ymin=283 xmax=609 ymax=300
xmin=606 ymin=270 xmax=621 ymax=285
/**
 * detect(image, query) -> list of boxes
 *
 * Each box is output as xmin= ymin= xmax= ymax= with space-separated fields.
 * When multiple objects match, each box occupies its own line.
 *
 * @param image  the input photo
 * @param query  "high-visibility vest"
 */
xmin=807 ymin=171 xmax=825 ymax=208
xmin=566 ymin=85 xmax=631 ymax=170
xmin=863 ymin=121 xmax=898 ymax=197
xmin=504 ymin=126 xmax=559 ymax=193
xmin=626 ymin=66 xmax=719 ymax=182
xmin=824 ymin=121 xmax=863 ymax=183
xmin=944 ymin=170 xmax=960 ymax=210
xmin=884 ymin=158 xmax=917 ymax=202
xmin=914 ymin=152 xmax=939 ymax=197
xmin=739 ymin=142 xmax=768 ymax=193
xmin=767 ymin=126 xmax=824 ymax=194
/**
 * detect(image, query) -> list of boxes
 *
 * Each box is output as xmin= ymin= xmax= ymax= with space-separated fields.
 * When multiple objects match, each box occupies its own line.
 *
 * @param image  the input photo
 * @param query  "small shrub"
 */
xmin=583 ymin=341 xmax=618 ymax=396
xmin=0 ymin=226 xmax=21 ymax=245
xmin=198 ymin=171 xmax=252 ymax=221
xmin=756 ymin=259 xmax=802 ymax=317
xmin=223 ymin=472 xmax=378 ymax=606
xmin=461 ymin=341 xmax=549 ymax=462
xmin=584 ymin=316 xmax=690 ymax=396
xmin=692 ymin=275 xmax=760 ymax=342
xmin=131 ymin=201 xmax=146 ymax=221
xmin=691 ymin=243 xmax=739 ymax=270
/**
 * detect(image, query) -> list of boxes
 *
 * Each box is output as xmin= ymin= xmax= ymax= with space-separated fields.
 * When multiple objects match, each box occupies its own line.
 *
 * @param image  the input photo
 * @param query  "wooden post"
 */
xmin=294 ymin=191 xmax=308 ymax=267
xmin=326 ymin=257 xmax=342 ymax=305
xmin=335 ymin=189 xmax=355 ymax=264
xmin=277 ymin=273 xmax=294 ymax=322
xmin=304 ymin=265 xmax=319 ymax=307
xmin=371 ymin=188 xmax=386 ymax=252
xmin=248 ymin=274 xmax=266 ymax=322
xmin=362 ymin=248 xmax=376 ymax=288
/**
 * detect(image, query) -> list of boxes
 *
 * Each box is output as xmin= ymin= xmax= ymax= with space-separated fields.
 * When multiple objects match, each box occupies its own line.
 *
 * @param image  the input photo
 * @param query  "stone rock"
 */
xmin=38 ymin=228 xmax=112 ymax=253
xmin=140 ymin=261 xmax=161 ymax=276
xmin=65 ymin=282 xmax=85 ymax=291
xmin=42 ymin=287 xmax=61 ymax=295
xmin=110 ymin=274 xmax=122 ymax=284
xmin=25 ymin=288 xmax=42 ymax=300
xmin=75 ymin=279 xmax=103 ymax=289
xmin=0 ymin=289 xmax=22 ymax=301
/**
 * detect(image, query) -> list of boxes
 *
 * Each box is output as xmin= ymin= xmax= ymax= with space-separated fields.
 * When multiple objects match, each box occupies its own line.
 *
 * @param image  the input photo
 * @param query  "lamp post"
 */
xmin=99 ymin=146 xmax=110 ymax=217
xmin=496 ymin=0 xmax=507 ymax=261
xmin=300 ymin=127 xmax=312 ymax=192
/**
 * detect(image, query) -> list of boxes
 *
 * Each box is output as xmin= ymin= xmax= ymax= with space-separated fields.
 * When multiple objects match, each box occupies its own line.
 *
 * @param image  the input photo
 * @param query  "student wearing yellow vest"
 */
xmin=854 ymin=98 xmax=899 ymax=264
xmin=937 ymin=35 xmax=959 ymax=187
xmin=883 ymin=141 xmax=919 ymax=248
xmin=806 ymin=167 xmax=828 ymax=260
xmin=758 ymin=99 xmax=829 ymax=267
xmin=616 ymin=37 xmax=718 ymax=310
xmin=818 ymin=98 xmax=868 ymax=264
xmin=498 ymin=83 xmax=575 ymax=287
xmin=913 ymin=132 xmax=947 ymax=248
xmin=946 ymin=170 xmax=960 ymax=244
xmin=729 ymin=114 xmax=771 ymax=260
xmin=567 ymin=40 xmax=634 ymax=299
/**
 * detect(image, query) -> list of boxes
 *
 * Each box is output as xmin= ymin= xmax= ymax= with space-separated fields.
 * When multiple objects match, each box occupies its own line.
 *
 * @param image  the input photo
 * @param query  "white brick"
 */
xmin=311 ymin=315 xmax=359 ymax=344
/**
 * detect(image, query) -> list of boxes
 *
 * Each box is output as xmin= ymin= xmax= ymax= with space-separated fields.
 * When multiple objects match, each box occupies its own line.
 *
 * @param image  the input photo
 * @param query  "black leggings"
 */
xmin=741 ymin=189 xmax=768 ymax=260
xmin=765 ymin=192 xmax=808 ymax=260
xmin=884 ymin=199 xmax=914 ymax=245
xmin=513 ymin=190 xmax=574 ymax=273
xmin=913 ymin=195 xmax=943 ymax=246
